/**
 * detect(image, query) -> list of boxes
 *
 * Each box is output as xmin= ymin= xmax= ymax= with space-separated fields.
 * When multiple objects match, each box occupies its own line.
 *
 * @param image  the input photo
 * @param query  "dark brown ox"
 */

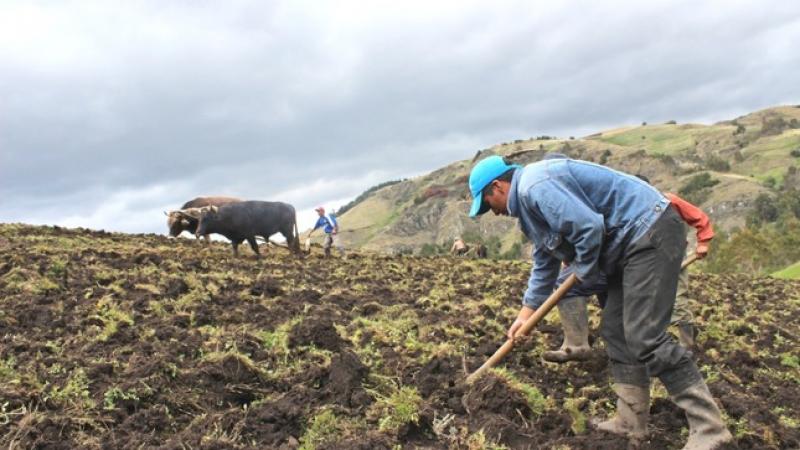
xmin=165 ymin=196 xmax=241 ymax=241
xmin=195 ymin=201 xmax=301 ymax=258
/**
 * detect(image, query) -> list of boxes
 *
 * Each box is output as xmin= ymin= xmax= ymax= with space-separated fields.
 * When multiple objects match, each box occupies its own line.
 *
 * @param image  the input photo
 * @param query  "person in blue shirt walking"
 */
xmin=307 ymin=206 xmax=340 ymax=257
xmin=467 ymin=155 xmax=730 ymax=450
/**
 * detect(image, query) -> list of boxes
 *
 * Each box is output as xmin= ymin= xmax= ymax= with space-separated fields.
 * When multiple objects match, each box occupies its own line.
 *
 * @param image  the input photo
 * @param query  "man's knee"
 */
xmin=624 ymin=325 xmax=653 ymax=355
xmin=624 ymin=329 xmax=689 ymax=377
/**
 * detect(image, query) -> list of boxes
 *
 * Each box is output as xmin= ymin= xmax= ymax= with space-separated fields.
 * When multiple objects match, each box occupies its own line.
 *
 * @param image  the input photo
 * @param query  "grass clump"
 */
xmin=466 ymin=430 xmax=509 ymax=450
xmin=369 ymin=385 xmax=422 ymax=433
xmin=563 ymin=397 xmax=588 ymax=434
xmin=299 ymin=409 xmax=342 ymax=450
xmin=1 ymin=267 xmax=60 ymax=295
xmin=780 ymin=353 xmax=800 ymax=369
xmin=492 ymin=367 xmax=549 ymax=415
xmin=258 ymin=318 xmax=300 ymax=360
xmin=103 ymin=386 xmax=140 ymax=410
xmin=92 ymin=295 xmax=134 ymax=342
xmin=48 ymin=368 xmax=95 ymax=409
xmin=0 ymin=357 xmax=17 ymax=383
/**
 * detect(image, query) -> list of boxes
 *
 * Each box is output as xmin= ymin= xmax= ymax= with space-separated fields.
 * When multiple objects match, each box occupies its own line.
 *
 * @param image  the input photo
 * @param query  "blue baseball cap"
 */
xmin=468 ymin=156 xmax=521 ymax=217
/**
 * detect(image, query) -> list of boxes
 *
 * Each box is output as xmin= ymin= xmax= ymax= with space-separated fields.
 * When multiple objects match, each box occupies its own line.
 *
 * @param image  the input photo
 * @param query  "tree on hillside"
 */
xmin=761 ymin=116 xmax=789 ymax=136
xmin=705 ymin=154 xmax=731 ymax=172
xmin=748 ymin=193 xmax=779 ymax=225
xmin=705 ymin=227 xmax=774 ymax=274
xmin=678 ymin=172 xmax=720 ymax=205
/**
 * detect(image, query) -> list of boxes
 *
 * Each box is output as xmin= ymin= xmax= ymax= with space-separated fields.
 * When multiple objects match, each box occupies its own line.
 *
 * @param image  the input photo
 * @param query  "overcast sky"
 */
xmin=1 ymin=0 xmax=799 ymax=236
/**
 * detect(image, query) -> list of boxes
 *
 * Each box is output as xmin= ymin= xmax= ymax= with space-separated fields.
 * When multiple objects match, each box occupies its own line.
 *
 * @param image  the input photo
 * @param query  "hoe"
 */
xmin=466 ymin=254 xmax=699 ymax=384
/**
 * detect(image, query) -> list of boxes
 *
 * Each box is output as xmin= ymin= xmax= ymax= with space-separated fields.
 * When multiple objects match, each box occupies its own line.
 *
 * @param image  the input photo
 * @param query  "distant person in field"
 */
xmin=467 ymin=155 xmax=731 ymax=449
xmin=544 ymin=176 xmax=713 ymax=362
xmin=307 ymin=207 xmax=341 ymax=257
xmin=450 ymin=237 xmax=469 ymax=256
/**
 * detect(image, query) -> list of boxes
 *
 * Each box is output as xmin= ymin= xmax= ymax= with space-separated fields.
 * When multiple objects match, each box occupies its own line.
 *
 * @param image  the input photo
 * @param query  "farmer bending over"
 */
xmin=467 ymin=155 xmax=731 ymax=450
xmin=451 ymin=236 xmax=469 ymax=256
xmin=544 ymin=178 xmax=714 ymax=362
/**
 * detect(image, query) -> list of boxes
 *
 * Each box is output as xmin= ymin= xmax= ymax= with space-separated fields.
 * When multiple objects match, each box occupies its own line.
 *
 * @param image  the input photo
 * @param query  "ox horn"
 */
xmin=179 ymin=207 xmax=204 ymax=219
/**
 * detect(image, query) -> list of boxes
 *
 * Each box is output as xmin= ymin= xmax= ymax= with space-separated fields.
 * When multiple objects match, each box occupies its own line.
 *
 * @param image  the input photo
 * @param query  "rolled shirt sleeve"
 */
xmin=665 ymin=193 xmax=714 ymax=242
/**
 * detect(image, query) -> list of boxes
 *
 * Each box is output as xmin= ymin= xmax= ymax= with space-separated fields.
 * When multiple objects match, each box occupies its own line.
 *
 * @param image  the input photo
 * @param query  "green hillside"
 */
xmin=337 ymin=105 xmax=800 ymax=260
xmin=773 ymin=261 xmax=800 ymax=280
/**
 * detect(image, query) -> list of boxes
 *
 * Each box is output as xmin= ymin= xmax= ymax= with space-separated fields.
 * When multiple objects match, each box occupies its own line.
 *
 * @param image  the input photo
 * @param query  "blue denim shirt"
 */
xmin=507 ymin=158 xmax=669 ymax=309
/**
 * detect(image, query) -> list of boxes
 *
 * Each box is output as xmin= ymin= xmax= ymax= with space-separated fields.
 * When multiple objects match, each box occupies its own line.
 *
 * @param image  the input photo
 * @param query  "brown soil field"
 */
xmin=0 ymin=224 xmax=798 ymax=449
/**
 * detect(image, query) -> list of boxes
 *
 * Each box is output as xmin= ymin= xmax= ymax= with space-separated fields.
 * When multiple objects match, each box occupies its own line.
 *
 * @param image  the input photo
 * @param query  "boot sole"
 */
xmin=542 ymin=349 xmax=593 ymax=363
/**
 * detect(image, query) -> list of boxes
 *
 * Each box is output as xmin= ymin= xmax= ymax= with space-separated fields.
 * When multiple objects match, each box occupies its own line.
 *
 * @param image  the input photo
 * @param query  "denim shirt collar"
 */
xmin=507 ymin=168 xmax=522 ymax=218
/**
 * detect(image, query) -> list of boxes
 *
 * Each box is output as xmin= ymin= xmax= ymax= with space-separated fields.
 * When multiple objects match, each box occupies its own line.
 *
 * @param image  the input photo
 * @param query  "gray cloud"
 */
xmin=1 ymin=0 xmax=799 ymax=234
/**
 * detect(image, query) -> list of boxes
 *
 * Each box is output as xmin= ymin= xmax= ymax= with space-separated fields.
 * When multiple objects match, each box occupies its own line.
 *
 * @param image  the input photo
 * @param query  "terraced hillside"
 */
xmin=337 ymin=105 xmax=800 ymax=255
xmin=0 ymin=224 xmax=798 ymax=449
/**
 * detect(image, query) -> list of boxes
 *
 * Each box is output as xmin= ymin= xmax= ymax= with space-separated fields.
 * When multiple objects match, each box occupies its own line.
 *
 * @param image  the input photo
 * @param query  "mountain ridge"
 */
xmin=337 ymin=105 xmax=800 ymax=256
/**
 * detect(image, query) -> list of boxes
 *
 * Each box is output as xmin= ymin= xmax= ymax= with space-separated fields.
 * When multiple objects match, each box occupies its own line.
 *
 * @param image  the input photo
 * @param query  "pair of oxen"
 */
xmin=164 ymin=196 xmax=300 ymax=257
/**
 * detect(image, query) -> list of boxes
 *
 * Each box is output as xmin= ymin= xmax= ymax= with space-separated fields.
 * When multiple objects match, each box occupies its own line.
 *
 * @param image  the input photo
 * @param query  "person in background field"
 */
xmin=307 ymin=206 xmax=340 ymax=257
xmin=544 ymin=176 xmax=714 ymax=362
xmin=451 ymin=236 xmax=469 ymax=256
xmin=467 ymin=155 xmax=731 ymax=450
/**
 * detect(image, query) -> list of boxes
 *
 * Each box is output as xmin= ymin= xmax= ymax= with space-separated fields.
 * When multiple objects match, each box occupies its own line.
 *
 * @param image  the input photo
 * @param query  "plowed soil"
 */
xmin=0 ymin=224 xmax=798 ymax=449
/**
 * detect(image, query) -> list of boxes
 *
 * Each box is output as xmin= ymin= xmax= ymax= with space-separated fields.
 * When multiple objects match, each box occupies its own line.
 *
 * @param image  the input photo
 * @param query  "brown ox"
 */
xmin=164 ymin=196 xmax=241 ymax=242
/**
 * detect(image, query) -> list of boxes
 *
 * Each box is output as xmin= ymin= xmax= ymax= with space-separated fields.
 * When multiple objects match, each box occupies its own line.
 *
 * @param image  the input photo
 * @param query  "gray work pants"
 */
xmin=601 ymin=207 xmax=701 ymax=394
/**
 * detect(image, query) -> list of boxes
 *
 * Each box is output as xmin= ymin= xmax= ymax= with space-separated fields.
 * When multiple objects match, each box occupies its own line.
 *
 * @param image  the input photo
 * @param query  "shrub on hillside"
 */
xmin=599 ymin=149 xmax=612 ymax=165
xmin=749 ymin=193 xmax=780 ymax=225
xmin=652 ymin=153 xmax=676 ymax=166
xmin=761 ymin=116 xmax=789 ymax=136
xmin=678 ymin=172 xmax=720 ymax=205
xmin=705 ymin=154 xmax=731 ymax=172
xmin=499 ymin=242 xmax=523 ymax=260
xmin=790 ymin=149 xmax=800 ymax=158
xmin=786 ymin=189 xmax=800 ymax=219
xmin=419 ymin=243 xmax=447 ymax=256
xmin=705 ymin=215 xmax=800 ymax=275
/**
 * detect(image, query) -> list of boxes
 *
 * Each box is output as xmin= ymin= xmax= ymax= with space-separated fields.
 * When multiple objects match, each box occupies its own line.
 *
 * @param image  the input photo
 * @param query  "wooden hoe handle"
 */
xmin=466 ymin=254 xmax=697 ymax=384
xmin=466 ymin=274 xmax=579 ymax=384
xmin=681 ymin=254 xmax=699 ymax=270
